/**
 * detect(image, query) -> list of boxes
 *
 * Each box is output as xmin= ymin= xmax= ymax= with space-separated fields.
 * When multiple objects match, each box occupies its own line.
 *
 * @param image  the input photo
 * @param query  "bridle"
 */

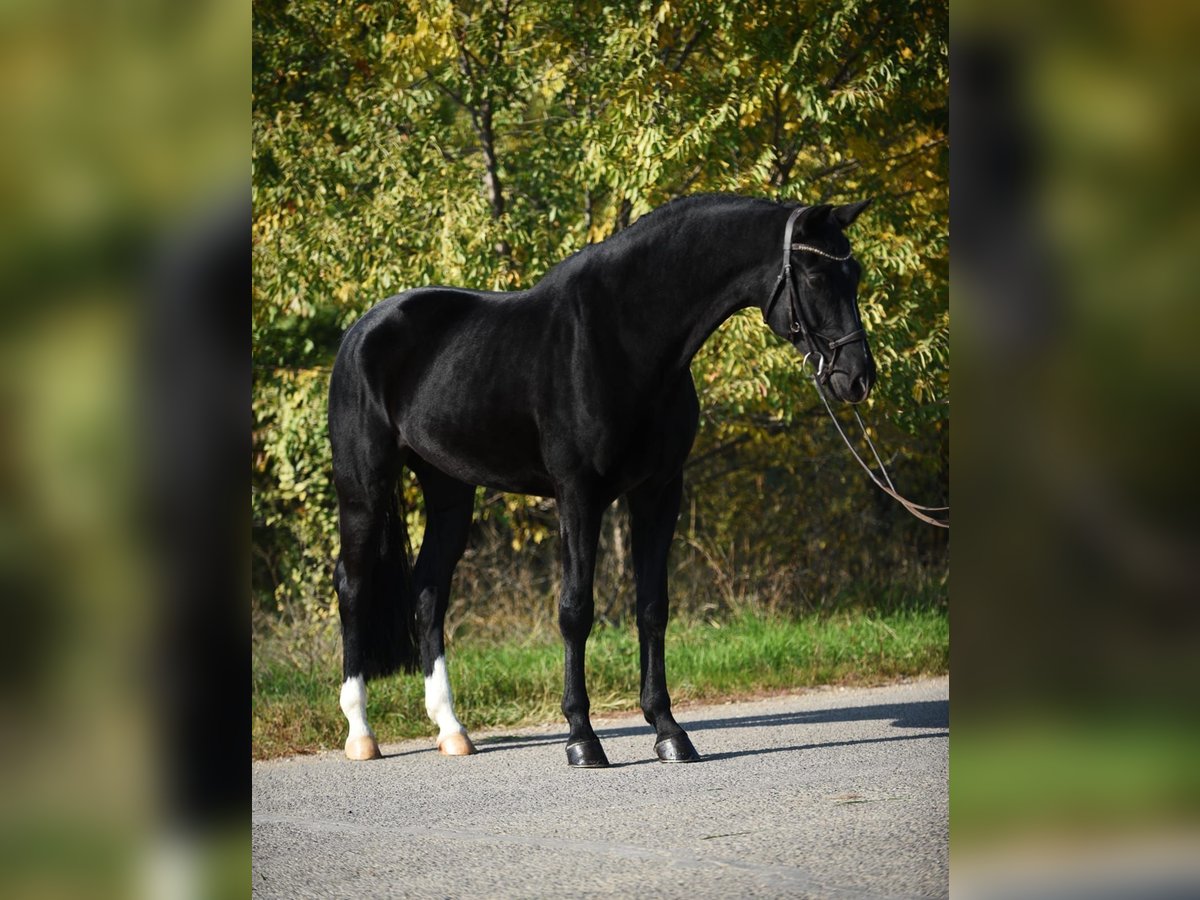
xmin=762 ymin=206 xmax=867 ymax=387
xmin=763 ymin=205 xmax=950 ymax=528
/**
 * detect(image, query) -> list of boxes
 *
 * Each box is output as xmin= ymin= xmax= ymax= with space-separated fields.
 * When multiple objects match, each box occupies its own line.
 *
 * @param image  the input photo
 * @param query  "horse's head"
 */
xmin=765 ymin=200 xmax=876 ymax=404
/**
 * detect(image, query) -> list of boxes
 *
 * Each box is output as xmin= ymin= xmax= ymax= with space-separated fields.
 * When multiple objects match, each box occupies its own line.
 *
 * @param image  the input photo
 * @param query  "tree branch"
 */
xmin=825 ymin=13 xmax=890 ymax=93
xmin=685 ymin=434 xmax=751 ymax=470
xmin=671 ymin=23 xmax=708 ymax=73
xmin=425 ymin=75 xmax=467 ymax=108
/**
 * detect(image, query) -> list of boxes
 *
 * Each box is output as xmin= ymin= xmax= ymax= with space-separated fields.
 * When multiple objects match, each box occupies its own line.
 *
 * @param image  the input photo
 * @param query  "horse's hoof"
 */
xmin=345 ymin=735 xmax=382 ymax=760
xmin=566 ymin=739 xmax=610 ymax=768
xmin=655 ymin=733 xmax=701 ymax=763
xmin=437 ymin=732 xmax=477 ymax=756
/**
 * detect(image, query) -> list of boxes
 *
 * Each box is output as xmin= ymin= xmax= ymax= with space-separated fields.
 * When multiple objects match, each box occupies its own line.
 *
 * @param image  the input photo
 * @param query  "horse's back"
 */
xmin=332 ymin=287 xmax=558 ymax=492
xmin=334 ymin=286 xmax=531 ymax=395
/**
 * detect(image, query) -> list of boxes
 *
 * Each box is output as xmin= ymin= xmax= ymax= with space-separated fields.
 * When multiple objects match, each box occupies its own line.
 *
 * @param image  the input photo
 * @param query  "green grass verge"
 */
xmin=253 ymin=608 xmax=948 ymax=759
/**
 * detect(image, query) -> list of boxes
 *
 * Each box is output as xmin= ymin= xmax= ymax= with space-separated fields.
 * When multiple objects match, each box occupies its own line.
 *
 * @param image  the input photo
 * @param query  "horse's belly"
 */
xmin=403 ymin=412 xmax=554 ymax=497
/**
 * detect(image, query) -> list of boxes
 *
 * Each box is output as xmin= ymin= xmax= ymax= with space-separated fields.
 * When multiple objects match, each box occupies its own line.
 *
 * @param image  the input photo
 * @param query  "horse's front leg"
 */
xmin=556 ymin=486 xmax=608 ymax=767
xmin=629 ymin=475 xmax=700 ymax=762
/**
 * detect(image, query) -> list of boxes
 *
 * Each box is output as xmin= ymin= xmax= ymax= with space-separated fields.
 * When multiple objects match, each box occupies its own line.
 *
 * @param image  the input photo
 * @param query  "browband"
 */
xmin=783 ymin=206 xmax=852 ymax=259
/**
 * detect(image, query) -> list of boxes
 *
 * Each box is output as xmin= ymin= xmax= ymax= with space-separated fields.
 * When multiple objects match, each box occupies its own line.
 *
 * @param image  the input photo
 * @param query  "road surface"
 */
xmin=253 ymin=676 xmax=948 ymax=899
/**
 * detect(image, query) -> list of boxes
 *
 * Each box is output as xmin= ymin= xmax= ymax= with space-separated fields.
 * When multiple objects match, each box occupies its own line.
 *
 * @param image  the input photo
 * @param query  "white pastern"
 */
xmin=424 ymin=656 xmax=466 ymax=740
xmin=340 ymin=675 xmax=373 ymax=740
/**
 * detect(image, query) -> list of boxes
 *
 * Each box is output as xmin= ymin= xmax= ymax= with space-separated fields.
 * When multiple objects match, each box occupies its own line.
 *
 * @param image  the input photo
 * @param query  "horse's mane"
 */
xmin=608 ymin=193 xmax=784 ymax=244
xmin=539 ymin=193 xmax=790 ymax=288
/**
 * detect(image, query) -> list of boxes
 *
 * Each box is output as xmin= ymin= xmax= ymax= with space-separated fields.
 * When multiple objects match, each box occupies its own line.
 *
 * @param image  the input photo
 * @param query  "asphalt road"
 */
xmin=253 ymin=676 xmax=948 ymax=899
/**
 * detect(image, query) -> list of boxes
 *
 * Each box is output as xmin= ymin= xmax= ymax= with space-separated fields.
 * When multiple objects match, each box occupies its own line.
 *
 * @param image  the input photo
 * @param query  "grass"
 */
xmin=252 ymin=608 xmax=948 ymax=759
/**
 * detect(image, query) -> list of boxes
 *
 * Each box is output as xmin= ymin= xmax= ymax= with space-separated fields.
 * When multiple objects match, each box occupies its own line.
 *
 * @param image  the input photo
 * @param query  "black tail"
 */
xmin=369 ymin=486 xmax=420 ymax=677
xmin=329 ymin=303 xmax=420 ymax=681
xmin=339 ymin=484 xmax=420 ymax=680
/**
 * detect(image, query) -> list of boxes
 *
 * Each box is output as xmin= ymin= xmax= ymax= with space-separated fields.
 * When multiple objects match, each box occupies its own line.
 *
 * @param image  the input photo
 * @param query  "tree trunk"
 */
xmin=476 ymin=101 xmax=512 ymax=260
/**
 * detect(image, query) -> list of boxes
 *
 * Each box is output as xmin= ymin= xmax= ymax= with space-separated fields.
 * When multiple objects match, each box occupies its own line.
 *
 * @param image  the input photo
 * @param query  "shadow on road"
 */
xmin=686 ymin=698 xmax=948 ymax=731
xmin=452 ymin=698 xmax=949 ymax=764
xmin=699 ymin=731 xmax=949 ymax=764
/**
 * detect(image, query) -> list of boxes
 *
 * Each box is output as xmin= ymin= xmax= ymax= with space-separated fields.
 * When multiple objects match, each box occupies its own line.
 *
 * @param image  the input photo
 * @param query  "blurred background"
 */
xmin=953 ymin=0 xmax=1200 ymax=895
xmin=0 ymin=0 xmax=246 ymax=897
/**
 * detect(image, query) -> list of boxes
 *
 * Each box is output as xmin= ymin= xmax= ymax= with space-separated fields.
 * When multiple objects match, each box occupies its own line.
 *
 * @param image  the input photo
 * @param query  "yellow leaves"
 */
xmin=540 ymin=59 xmax=569 ymax=100
xmin=737 ymin=95 xmax=764 ymax=128
xmin=510 ymin=525 xmax=548 ymax=551
xmin=386 ymin=4 xmax=458 ymax=71
xmin=494 ymin=267 xmax=522 ymax=290
xmin=253 ymin=209 xmax=285 ymax=244
xmin=586 ymin=219 xmax=611 ymax=245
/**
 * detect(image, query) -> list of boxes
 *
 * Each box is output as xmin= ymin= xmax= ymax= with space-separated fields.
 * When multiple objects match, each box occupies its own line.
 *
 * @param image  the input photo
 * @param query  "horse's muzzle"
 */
xmin=827 ymin=370 xmax=873 ymax=404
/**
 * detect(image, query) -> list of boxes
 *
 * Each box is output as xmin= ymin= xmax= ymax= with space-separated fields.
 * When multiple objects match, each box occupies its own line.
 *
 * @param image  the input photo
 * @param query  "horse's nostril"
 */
xmin=853 ymin=375 xmax=870 ymax=401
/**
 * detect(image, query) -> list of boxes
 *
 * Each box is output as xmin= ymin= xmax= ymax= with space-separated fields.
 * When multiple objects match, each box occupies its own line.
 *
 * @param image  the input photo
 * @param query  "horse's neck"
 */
xmin=607 ymin=207 xmax=783 ymax=379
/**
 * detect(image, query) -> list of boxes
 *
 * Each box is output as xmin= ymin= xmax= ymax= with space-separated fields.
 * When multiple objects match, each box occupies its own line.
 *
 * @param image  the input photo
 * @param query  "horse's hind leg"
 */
xmin=330 ymin=399 xmax=417 ymax=760
xmin=334 ymin=483 xmax=402 ymax=761
xmin=410 ymin=459 xmax=477 ymax=755
xmin=629 ymin=474 xmax=700 ymax=762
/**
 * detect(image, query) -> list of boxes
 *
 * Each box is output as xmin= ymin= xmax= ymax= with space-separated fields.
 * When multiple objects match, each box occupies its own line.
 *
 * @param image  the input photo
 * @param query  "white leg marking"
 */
xmin=340 ymin=675 xmax=373 ymax=741
xmin=425 ymin=656 xmax=466 ymax=741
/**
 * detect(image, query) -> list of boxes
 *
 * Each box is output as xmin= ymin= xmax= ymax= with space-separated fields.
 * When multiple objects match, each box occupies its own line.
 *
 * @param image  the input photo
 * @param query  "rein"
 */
xmin=809 ymin=376 xmax=949 ymax=528
xmin=765 ymin=206 xmax=949 ymax=529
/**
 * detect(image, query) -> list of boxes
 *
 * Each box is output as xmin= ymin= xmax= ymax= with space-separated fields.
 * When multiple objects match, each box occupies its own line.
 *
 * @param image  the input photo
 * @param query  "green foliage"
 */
xmin=253 ymin=367 xmax=338 ymax=627
xmin=252 ymin=0 xmax=948 ymax=630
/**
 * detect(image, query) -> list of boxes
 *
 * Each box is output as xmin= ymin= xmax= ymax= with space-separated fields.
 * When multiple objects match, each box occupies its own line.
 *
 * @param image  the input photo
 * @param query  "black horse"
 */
xmin=328 ymin=194 xmax=874 ymax=766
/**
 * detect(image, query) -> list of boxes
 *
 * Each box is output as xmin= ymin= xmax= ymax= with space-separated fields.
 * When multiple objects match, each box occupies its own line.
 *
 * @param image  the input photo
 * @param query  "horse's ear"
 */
xmin=832 ymin=199 xmax=873 ymax=229
xmin=797 ymin=204 xmax=833 ymax=231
